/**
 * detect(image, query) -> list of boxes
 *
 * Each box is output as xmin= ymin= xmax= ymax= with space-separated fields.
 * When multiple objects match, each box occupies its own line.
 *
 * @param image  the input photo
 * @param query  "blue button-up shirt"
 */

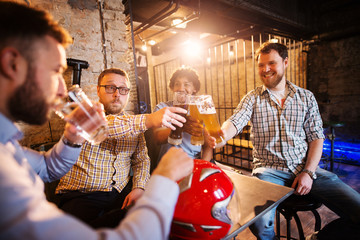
xmin=0 ymin=112 xmax=180 ymax=239
xmin=0 ymin=113 xmax=82 ymax=182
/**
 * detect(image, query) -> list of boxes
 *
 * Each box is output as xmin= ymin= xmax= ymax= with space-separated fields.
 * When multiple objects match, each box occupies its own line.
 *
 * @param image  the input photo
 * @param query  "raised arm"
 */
xmin=1 ymin=144 xmax=193 ymax=240
xmin=215 ymin=121 xmax=238 ymax=148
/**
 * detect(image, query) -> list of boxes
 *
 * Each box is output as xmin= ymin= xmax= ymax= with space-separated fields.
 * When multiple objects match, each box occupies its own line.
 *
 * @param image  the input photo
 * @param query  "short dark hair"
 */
xmin=169 ymin=67 xmax=200 ymax=93
xmin=255 ymin=41 xmax=288 ymax=61
xmin=98 ymin=68 xmax=129 ymax=86
xmin=0 ymin=1 xmax=72 ymax=61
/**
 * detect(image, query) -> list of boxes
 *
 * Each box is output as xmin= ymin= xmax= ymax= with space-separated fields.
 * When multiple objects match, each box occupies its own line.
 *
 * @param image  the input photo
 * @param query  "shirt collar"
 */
xmin=116 ymin=111 xmax=128 ymax=116
xmin=260 ymin=80 xmax=297 ymax=97
xmin=107 ymin=111 xmax=128 ymax=117
xmin=0 ymin=113 xmax=23 ymax=144
xmin=286 ymin=80 xmax=297 ymax=97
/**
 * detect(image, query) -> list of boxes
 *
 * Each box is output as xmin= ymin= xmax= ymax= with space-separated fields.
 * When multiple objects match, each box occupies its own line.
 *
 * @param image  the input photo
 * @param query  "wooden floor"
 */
xmin=225 ymin=162 xmax=360 ymax=240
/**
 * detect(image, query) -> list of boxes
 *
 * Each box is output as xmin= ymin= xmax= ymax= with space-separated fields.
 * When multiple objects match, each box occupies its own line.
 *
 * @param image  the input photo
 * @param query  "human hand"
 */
xmin=122 ymin=188 xmax=145 ymax=209
xmin=63 ymin=102 xmax=106 ymax=144
xmin=146 ymin=107 xmax=187 ymax=130
xmin=203 ymin=129 xmax=216 ymax=149
xmin=201 ymin=130 xmax=215 ymax=161
xmin=183 ymin=115 xmax=203 ymax=137
xmin=214 ymin=129 xmax=227 ymax=148
xmin=152 ymin=147 xmax=193 ymax=182
xmin=291 ymin=172 xmax=313 ymax=195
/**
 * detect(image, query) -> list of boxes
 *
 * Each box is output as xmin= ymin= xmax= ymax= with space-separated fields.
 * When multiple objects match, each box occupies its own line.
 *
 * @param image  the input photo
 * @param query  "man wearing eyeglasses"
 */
xmin=55 ymin=68 xmax=177 ymax=228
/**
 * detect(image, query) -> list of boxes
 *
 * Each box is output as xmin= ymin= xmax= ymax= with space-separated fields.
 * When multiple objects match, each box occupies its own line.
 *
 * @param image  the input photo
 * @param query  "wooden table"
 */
xmin=222 ymin=169 xmax=294 ymax=239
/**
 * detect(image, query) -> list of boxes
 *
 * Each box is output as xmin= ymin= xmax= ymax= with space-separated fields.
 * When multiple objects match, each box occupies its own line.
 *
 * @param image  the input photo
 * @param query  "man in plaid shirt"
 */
xmin=56 ymin=68 xmax=187 ymax=228
xmin=218 ymin=41 xmax=360 ymax=239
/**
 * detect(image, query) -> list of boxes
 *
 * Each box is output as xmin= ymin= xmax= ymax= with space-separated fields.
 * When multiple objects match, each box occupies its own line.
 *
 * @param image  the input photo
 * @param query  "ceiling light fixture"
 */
xmin=172 ymin=18 xmax=187 ymax=29
xmin=148 ymin=40 xmax=156 ymax=46
xmin=184 ymin=40 xmax=201 ymax=57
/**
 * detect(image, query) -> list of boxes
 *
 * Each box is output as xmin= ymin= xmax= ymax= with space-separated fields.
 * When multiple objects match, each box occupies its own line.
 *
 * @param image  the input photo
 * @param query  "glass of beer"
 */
xmin=168 ymin=91 xmax=188 ymax=145
xmin=188 ymin=95 xmax=204 ymax=145
xmin=53 ymin=85 xmax=109 ymax=144
xmin=197 ymin=95 xmax=224 ymax=144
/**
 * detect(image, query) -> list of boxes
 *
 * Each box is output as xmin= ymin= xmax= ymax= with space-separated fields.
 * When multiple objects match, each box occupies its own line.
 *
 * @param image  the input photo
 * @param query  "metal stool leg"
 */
xmin=276 ymin=210 xmax=281 ymax=239
xmin=286 ymin=216 xmax=292 ymax=240
xmin=311 ymin=209 xmax=322 ymax=231
xmin=292 ymin=212 xmax=305 ymax=240
xmin=330 ymin=126 xmax=335 ymax=172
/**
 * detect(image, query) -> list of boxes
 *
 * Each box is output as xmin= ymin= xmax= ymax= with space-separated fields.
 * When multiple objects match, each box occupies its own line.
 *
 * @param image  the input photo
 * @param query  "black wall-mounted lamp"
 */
xmin=66 ymin=58 xmax=89 ymax=85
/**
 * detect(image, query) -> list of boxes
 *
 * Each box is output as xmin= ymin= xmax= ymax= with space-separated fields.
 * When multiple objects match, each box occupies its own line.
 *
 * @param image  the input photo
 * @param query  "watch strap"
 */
xmin=302 ymin=169 xmax=316 ymax=179
xmin=62 ymin=137 xmax=82 ymax=148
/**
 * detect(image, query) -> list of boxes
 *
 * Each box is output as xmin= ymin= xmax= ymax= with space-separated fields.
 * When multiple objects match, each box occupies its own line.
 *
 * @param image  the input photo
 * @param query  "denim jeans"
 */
xmin=249 ymin=167 xmax=360 ymax=240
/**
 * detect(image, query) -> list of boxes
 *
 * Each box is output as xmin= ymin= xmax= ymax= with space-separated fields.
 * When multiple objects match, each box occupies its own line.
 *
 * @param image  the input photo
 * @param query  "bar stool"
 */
xmin=276 ymin=194 xmax=322 ymax=240
xmin=323 ymin=121 xmax=345 ymax=172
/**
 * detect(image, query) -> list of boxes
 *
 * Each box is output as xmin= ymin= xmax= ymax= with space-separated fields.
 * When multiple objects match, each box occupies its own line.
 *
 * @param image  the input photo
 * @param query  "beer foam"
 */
xmin=196 ymin=102 xmax=216 ymax=114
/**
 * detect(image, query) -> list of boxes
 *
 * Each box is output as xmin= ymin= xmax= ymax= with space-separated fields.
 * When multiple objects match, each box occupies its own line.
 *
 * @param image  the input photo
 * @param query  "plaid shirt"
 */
xmin=56 ymin=113 xmax=150 ymax=194
xmin=227 ymin=81 xmax=324 ymax=174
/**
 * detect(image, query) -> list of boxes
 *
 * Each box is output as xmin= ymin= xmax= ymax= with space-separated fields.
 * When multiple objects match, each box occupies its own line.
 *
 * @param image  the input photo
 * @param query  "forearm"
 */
xmin=222 ymin=121 xmax=238 ymax=141
xmin=216 ymin=121 xmax=238 ymax=148
xmin=1 ymin=155 xmax=176 ymax=240
xmin=109 ymin=114 xmax=148 ymax=138
xmin=304 ymin=138 xmax=324 ymax=172
xmin=153 ymin=127 xmax=171 ymax=144
xmin=114 ymin=175 xmax=179 ymax=239
xmin=25 ymin=138 xmax=82 ymax=182
xmin=201 ymin=145 xmax=213 ymax=161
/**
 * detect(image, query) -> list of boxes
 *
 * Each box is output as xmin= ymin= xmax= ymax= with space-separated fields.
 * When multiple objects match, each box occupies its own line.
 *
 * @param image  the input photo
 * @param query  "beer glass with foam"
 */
xmin=168 ymin=91 xmax=188 ymax=145
xmin=188 ymin=95 xmax=205 ymax=145
xmin=197 ymin=95 xmax=224 ymax=144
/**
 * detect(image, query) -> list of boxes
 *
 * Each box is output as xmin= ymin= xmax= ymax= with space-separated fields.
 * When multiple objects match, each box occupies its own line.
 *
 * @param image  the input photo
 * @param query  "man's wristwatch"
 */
xmin=62 ymin=137 xmax=83 ymax=148
xmin=302 ymin=169 xmax=317 ymax=180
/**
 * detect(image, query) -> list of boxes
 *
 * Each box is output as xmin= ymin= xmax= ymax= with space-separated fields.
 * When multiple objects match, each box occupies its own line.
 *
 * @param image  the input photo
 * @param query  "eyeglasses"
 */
xmin=99 ymin=85 xmax=130 ymax=95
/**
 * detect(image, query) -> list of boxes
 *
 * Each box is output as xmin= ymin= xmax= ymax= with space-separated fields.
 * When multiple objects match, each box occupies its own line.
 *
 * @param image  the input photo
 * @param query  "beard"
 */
xmin=8 ymin=65 xmax=50 ymax=125
xmin=101 ymin=96 xmax=128 ymax=115
xmin=262 ymin=70 xmax=284 ymax=89
xmin=103 ymin=101 xmax=124 ymax=115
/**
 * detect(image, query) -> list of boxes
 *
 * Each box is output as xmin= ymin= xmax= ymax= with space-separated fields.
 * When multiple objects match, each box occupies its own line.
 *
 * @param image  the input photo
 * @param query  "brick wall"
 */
xmin=307 ymin=35 xmax=360 ymax=141
xmin=17 ymin=0 xmax=136 ymax=147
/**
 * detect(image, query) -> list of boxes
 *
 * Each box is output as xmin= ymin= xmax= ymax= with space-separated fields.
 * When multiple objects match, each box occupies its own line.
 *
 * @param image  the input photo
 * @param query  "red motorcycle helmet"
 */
xmin=170 ymin=159 xmax=236 ymax=239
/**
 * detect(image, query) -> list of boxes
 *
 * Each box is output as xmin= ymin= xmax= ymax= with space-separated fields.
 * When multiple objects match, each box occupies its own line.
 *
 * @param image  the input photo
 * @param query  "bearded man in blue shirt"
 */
xmin=0 ymin=2 xmax=193 ymax=240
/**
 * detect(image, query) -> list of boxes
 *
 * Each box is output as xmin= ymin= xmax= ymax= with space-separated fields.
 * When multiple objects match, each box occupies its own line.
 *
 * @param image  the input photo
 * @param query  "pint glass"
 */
xmin=54 ymin=85 xmax=108 ymax=144
xmin=168 ymin=91 xmax=188 ymax=145
xmin=197 ymin=95 xmax=224 ymax=144
xmin=188 ymin=95 xmax=204 ymax=145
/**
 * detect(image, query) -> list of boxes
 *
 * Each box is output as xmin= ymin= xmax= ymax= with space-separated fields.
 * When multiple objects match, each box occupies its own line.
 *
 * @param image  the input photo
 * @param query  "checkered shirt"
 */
xmin=56 ymin=113 xmax=150 ymax=194
xmin=227 ymin=81 xmax=325 ymax=174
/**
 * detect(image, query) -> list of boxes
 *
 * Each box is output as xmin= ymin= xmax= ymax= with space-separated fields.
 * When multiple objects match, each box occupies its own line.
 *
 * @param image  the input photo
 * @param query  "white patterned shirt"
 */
xmin=227 ymin=81 xmax=325 ymax=174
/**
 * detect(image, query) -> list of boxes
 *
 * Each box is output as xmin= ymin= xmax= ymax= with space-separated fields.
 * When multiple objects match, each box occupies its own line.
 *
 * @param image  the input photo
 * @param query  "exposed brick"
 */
xmin=18 ymin=0 xmax=135 ymax=147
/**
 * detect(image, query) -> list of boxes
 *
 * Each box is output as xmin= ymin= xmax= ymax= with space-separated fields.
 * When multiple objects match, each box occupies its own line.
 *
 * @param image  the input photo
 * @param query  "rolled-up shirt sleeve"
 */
xmin=227 ymin=92 xmax=254 ymax=135
xmin=303 ymin=92 xmax=325 ymax=142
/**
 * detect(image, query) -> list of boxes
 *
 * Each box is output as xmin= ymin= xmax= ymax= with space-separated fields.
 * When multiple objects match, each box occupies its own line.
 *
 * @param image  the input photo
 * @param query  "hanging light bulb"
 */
xmin=148 ymin=40 xmax=156 ymax=46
